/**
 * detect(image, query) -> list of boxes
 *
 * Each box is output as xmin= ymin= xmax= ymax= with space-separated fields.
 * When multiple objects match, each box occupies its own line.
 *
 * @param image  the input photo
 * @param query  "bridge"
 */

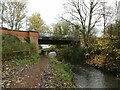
xmin=38 ymin=33 xmax=80 ymax=45
xmin=38 ymin=37 xmax=80 ymax=45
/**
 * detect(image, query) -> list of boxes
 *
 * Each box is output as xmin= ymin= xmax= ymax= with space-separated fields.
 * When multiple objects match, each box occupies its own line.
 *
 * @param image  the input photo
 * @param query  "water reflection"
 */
xmin=73 ymin=65 xmax=120 ymax=88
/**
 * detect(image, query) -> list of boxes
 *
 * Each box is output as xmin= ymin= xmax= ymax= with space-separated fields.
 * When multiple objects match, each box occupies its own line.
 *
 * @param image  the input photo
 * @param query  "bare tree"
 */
xmin=99 ymin=1 xmax=113 ymax=35
xmin=115 ymin=0 xmax=120 ymax=20
xmin=0 ymin=0 xmax=7 ymax=28
xmin=1 ymin=0 xmax=27 ymax=30
xmin=62 ymin=0 xmax=102 ymax=47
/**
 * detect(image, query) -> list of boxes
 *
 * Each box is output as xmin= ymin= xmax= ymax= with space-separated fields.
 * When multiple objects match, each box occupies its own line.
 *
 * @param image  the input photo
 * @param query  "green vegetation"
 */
xmin=2 ymin=34 xmax=37 ymax=60
xmin=52 ymin=21 xmax=80 ymax=38
xmin=49 ymin=21 xmax=120 ymax=80
xmin=24 ymin=36 xmax=30 ymax=43
xmin=45 ymin=43 xmax=85 ymax=65
xmin=47 ymin=21 xmax=120 ymax=79
xmin=49 ymin=58 xmax=75 ymax=88
xmin=85 ymin=20 xmax=120 ymax=73
xmin=28 ymin=12 xmax=48 ymax=32
xmin=2 ymin=34 xmax=40 ymax=77
xmin=15 ymin=53 xmax=40 ymax=65
xmin=56 ymin=21 xmax=120 ymax=71
xmin=86 ymin=35 xmax=120 ymax=72
xmin=2 ymin=34 xmax=36 ymax=53
xmin=1 ymin=1 xmax=27 ymax=30
xmin=59 ymin=44 xmax=85 ymax=64
xmin=2 ymin=34 xmax=40 ymax=87
xmin=2 ymin=33 xmax=40 ymax=75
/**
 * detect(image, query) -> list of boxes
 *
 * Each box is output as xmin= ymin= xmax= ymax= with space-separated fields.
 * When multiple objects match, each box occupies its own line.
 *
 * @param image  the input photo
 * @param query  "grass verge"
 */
xmin=49 ymin=58 xmax=75 ymax=88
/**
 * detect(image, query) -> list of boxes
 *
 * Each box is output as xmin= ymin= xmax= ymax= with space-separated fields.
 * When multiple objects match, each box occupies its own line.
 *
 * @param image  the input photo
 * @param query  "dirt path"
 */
xmin=9 ymin=55 xmax=51 ymax=88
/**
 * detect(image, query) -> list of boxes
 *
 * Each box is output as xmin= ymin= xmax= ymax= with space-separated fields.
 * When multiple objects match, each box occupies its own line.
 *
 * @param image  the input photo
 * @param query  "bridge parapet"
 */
xmin=39 ymin=32 xmax=80 ymax=41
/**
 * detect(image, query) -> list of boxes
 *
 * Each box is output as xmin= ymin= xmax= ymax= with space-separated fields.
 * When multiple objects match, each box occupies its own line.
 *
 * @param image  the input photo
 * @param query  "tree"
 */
xmin=52 ymin=21 xmax=80 ymax=38
xmin=0 ymin=1 xmax=7 ymax=28
xmin=28 ymin=12 xmax=47 ymax=32
xmin=99 ymin=1 xmax=113 ymax=35
xmin=52 ymin=21 xmax=70 ymax=35
xmin=62 ymin=0 xmax=102 ymax=47
xmin=1 ymin=0 xmax=27 ymax=30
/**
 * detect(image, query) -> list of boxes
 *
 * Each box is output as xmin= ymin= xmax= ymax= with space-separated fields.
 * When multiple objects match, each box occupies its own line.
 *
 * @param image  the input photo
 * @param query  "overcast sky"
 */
xmin=27 ymin=0 xmax=119 ymax=26
xmin=27 ymin=0 xmax=65 ymax=26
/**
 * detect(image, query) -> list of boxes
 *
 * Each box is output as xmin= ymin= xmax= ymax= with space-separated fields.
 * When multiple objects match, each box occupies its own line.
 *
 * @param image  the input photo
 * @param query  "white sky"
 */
xmin=27 ymin=0 xmax=119 ymax=27
xmin=2 ymin=0 xmax=119 ymax=35
xmin=27 ymin=0 xmax=65 ymax=26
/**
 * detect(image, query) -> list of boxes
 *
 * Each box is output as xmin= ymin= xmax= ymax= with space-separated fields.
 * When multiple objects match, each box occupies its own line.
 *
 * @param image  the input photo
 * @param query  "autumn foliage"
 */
xmin=86 ymin=34 xmax=120 ymax=72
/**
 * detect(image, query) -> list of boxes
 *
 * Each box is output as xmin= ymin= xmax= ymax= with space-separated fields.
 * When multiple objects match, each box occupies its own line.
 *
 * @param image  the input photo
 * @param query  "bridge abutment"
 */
xmin=0 ymin=29 xmax=39 ymax=53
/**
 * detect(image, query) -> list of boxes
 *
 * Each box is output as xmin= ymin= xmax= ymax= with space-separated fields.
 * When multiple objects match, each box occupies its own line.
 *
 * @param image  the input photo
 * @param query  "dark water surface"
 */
xmin=73 ymin=65 xmax=120 ymax=88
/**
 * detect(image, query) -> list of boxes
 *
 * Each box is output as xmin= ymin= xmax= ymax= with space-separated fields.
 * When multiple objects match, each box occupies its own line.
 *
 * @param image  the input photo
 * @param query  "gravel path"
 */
xmin=9 ymin=55 xmax=51 ymax=88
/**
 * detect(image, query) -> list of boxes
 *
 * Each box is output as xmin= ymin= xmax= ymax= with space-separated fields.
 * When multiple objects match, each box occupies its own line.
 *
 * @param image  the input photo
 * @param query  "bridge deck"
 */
xmin=38 ymin=38 xmax=80 ymax=45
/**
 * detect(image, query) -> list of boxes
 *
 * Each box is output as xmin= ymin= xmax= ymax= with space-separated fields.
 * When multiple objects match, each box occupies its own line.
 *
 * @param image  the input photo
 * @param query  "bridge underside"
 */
xmin=38 ymin=38 xmax=80 ymax=45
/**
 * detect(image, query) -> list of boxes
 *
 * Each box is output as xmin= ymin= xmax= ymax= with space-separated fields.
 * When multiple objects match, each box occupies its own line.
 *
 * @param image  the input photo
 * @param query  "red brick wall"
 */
xmin=0 ymin=29 xmax=39 ymax=52
xmin=29 ymin=32 xmax=39 ymax=51
xmin=0 ymin=29 xmax=29 ymax=43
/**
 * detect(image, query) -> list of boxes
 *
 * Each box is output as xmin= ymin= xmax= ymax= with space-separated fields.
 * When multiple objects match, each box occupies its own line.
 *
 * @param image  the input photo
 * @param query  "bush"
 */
xmin=59 ymin=44 xmax=85 ymax=64
xmin=87 ymin=35 xmax=120 ymax=72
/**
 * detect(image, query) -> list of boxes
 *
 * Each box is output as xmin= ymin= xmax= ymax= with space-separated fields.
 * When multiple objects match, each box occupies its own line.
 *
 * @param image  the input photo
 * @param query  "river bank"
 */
xmin=86 ymin=63 xmax=120 ymax=79
xmin=48 ymin=58 xmax=76 ymax=88
xmin=73 ymin=63 xmax=120 ymax=77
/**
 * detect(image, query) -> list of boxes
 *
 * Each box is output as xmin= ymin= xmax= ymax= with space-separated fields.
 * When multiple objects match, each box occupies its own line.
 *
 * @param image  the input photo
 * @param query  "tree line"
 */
xmin=0 ymin=0 xmax=120 ymax=47
xmin=0 ymin=0 xmax=47 ymax=32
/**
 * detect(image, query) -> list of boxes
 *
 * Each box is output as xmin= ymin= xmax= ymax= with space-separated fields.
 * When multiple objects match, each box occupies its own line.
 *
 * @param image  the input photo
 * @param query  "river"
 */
xmin=73 ymin=65 xmax=120 ymax=88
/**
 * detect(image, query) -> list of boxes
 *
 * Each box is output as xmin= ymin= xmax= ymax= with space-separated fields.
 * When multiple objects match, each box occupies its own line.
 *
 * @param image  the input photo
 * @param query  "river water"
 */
xmin=73 ymin=65 xmax=120 ymax=88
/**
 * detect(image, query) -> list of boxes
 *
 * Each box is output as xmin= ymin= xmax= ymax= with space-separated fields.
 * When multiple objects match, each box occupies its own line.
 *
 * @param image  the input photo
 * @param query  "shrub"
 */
xmin=87 ymin=35 xmax=120 ymax=72
xmin=59 ymin=44 xmax=85 ymax=64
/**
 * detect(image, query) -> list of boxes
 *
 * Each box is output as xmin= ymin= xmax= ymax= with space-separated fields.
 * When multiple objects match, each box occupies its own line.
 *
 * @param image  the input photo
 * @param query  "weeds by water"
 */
xmin=49 ymin=58 xmax=75 ymax=88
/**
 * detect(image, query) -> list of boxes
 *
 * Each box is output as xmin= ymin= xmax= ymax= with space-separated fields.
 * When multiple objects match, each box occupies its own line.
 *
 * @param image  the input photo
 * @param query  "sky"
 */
xmin=27 ymin=0 xmax=65 ymax=26
xmin=27 ymin=0 xmax=65 ymax=48
xmin=2 ymin=0 xmax=119 ymax=28
xmin=1 ymin=0 xmax=119 ymax=36
xmin=27 ymin=0 xmax=119 ymax=26
xmin=1 ymin=0 xmax=119 ymax=48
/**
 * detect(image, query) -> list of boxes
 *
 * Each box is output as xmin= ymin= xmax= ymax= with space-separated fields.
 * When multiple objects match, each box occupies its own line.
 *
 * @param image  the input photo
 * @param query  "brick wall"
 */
xmin=29 ymin=31 xmax=39 ymax=51
xmin=0 ymin=29 xmax=39 ymax=52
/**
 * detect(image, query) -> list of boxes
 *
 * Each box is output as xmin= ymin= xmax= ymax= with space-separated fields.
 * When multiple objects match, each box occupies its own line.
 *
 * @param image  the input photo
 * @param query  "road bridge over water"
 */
xmin=38 ymin=33 xmax=80 ymax=45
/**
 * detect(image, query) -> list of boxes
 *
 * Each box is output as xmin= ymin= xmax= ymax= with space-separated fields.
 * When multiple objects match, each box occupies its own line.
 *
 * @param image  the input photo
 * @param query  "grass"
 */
xmin=49 ymin=58 xmax=75 ymax=88
xmin=16 ymin=54 xmax=40 ymax=64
